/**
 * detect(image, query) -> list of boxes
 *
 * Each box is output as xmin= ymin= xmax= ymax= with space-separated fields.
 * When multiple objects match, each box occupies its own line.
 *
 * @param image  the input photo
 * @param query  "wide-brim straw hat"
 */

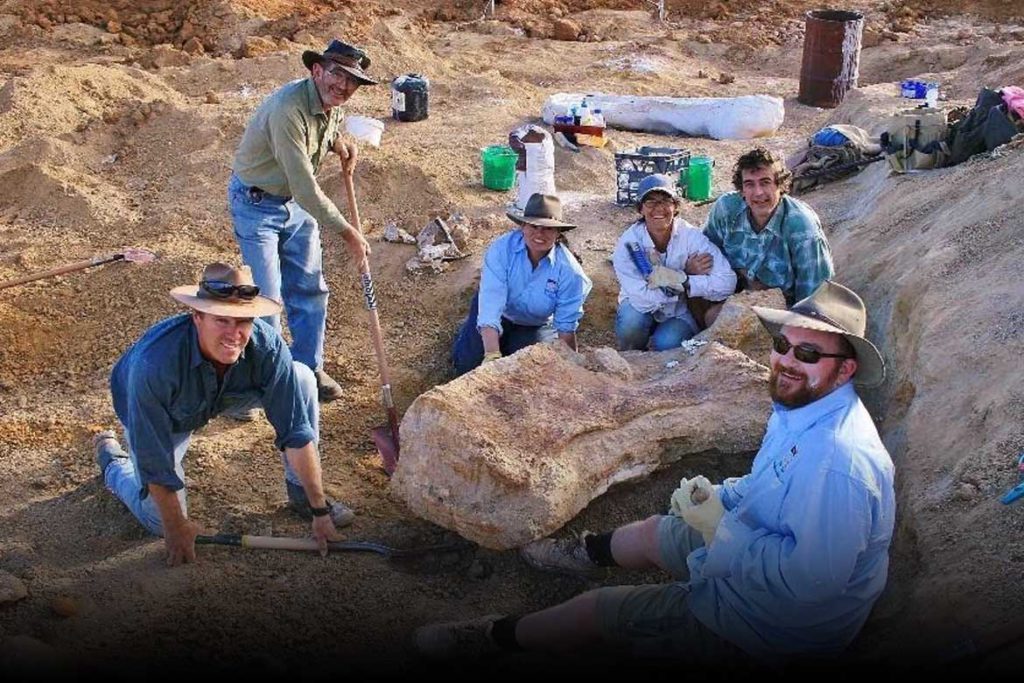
xmin=506 ymin=193 xmax=576 ymax=231
xmin=301 ymin=39 xmax=378 ymax=85
xmin=752 ymin=280 xmax=886 ymax=387
xmin=170 ymin=262 xmax=282 ymax=318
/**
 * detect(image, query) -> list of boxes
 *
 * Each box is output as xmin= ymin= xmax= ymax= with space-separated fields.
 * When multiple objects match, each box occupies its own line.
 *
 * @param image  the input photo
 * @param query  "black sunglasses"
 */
xmin=201 ymin=280 xmax=260 ymax=300
xmin=771 ymin=335 xmax=851 ymax=364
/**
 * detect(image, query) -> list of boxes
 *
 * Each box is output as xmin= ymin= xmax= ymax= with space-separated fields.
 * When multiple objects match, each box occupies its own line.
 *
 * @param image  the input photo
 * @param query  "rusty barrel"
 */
xmin=798 ymin=9 xmax=865 ymax=108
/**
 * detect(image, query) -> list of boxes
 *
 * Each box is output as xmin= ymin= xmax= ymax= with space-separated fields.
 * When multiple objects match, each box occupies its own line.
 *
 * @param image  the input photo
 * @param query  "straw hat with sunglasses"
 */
xmin=170 ymin=263 xmax=282 ymax=318
xmin=753 ymin=280 xmax=885 ymax=387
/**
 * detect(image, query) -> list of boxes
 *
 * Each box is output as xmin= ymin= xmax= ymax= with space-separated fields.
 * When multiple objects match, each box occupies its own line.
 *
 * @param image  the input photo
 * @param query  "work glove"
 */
xmin=482 ymin=350 xmax=502 ymax=364
xmin=647 ymin=265 xmax=688 ymax=294
xmin=670 ymin=475 xmax=725 ymax=546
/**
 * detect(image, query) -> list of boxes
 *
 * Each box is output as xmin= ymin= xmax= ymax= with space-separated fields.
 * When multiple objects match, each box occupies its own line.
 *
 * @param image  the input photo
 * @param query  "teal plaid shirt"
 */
xmin=703 ymin=192 xmax=834 ymax=304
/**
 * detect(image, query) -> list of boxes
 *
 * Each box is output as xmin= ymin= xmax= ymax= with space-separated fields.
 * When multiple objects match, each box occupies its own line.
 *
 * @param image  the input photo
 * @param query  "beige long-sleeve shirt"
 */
xmin=232 ymin=77 xmax=350 ymax=233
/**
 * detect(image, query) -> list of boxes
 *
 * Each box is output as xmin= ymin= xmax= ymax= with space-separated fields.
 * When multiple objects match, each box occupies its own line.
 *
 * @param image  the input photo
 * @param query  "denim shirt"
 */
xmin=477 ymin=230 xmax=592 ymax=335
xmin=110 ymin=315 xmax=317 ymax=495
xmin=703 ymin=192 xmax=834 ymax=304
xmin=685 ymin=382 xmax=895 ymax=659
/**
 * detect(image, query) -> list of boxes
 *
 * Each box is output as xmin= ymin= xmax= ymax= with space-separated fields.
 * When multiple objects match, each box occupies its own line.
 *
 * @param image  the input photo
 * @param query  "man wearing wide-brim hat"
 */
xmin=95 ymin=263 xmax=355 ymax=566
xmin=229 ymin=38 xmax=378 ymax=404
xmin=450 ymin=193 xmax=592 ymax=376
xmin=417 ymin=281 xmax=896 ymax=664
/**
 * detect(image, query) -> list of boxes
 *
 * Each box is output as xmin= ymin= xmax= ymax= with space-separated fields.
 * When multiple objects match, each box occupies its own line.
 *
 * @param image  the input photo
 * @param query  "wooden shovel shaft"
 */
xmin=343 ymin=172 xmax=401 ymax=446
xmin=197 ymin=533 xmax=392 ymax=555
xmin=0 ymin=254 xmax=121 ymax=291
xmin=196 ymin=534 xmax=475 ymax=559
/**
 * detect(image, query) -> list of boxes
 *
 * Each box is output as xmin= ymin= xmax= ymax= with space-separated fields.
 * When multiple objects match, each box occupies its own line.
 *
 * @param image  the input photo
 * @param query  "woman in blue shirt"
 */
xmin=452 ymin=193 xmax=592 ymax=376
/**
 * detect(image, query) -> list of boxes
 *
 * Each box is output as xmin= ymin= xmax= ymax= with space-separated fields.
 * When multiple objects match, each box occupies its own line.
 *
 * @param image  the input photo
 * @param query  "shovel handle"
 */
xmin=197 ymin=534 xmax=392 ymax=555
xmin=342 ymin=172 xmax=401 ymax=445
xmin=196 ymin=534 xmax=475 ymax=559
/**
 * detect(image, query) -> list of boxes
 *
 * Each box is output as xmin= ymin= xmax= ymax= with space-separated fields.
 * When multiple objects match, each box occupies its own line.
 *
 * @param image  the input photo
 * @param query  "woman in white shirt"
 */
xmin=611 ymin=174 xmax=736 ymax=351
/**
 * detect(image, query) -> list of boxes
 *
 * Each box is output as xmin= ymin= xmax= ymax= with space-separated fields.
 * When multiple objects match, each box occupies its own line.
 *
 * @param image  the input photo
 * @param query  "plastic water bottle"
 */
xmin=925 ymin=83 xmax=939 ymax=108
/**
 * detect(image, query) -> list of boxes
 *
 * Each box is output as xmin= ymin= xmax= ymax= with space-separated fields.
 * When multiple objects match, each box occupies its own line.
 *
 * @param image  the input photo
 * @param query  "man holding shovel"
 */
xmin=228 ymin=38 xmax=377 ymax=403
xmin=95 ymin=262 xmax=354 ymax=566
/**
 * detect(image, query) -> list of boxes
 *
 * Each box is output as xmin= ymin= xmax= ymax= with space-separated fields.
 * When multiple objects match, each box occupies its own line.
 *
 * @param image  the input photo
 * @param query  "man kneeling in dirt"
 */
xmin=414 ymin=281 xmax=895 ymax=666
xmin=95 ymin=263 xmax=352 ymax=566
xmin=692 ymin=147 xmax=835 ymax=328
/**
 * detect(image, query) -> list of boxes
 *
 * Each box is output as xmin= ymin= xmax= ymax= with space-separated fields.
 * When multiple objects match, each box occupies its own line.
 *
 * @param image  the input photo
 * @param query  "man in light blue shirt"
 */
xmin=451 ymin=194 xmax=592 ymax=376
xmin=415 ymin=281 xmax=895 ymax=666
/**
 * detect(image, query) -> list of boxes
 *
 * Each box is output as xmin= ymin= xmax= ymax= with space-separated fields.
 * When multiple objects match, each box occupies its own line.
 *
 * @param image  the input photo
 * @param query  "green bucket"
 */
xmin=687 ymin=155 xmax=714 ymax=202
xmin=481 ymin=145 xmax=518 ymax=191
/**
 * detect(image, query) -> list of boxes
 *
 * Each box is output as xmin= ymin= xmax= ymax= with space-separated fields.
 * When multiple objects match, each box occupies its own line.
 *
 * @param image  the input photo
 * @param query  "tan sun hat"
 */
xmin=170 ymin=262 xmax=282 ymax=318
xmin=752 ymin=280 xmax=886 ymax=387
xmin=506 ymin=193 xmax=576 ymax=231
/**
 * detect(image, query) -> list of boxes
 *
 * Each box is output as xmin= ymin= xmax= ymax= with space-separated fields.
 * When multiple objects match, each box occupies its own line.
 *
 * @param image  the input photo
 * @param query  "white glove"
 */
xmin=669 ymin=476 xmax=696 ymax=517
xmin=647 ymin=265 xmax=688 ymax=293
xmin=673 ymin=475 xmax=725 ymax=546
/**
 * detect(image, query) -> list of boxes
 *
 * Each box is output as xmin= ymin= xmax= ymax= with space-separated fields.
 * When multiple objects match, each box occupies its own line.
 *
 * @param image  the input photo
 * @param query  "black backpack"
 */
xmin=945 ymin=88 xmax=1020 ymax=166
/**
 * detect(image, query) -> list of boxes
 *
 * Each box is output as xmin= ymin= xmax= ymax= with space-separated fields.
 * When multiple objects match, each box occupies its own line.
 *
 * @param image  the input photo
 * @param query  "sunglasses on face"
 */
xmin=201 ymin=280 xmax=260 ymax=300
xmin=771 ymin=335 xmax=851 ymax=364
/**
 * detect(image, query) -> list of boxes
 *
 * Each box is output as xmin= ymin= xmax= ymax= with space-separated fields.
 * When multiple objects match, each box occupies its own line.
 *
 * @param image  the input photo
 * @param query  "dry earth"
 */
xmin=1 ymin=0 xmax=1023 ymax=678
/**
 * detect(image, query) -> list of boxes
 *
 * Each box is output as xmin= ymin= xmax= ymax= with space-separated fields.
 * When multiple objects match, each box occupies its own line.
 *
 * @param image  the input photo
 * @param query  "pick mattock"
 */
xmin=342 ymin=171 xmax=401 ymax=475
xmin=0 ymin=247 xmax=157 ymax=291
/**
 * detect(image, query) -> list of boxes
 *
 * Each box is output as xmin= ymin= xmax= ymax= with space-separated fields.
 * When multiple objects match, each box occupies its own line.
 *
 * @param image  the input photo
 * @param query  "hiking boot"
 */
xmin=412 ymin=614 xmax=504 ymax=660
xmin=314 ymin=368 xmax=344 ymax=403
xmin=222 ymin=406 xmax=262 ymax=422
xmin=285 ymin=479 xmax=355 ymax=528
xmin=519 ymin=533 xmax=602 ymax=577
xmin=93 ymin=430 xmax=128 ymax=475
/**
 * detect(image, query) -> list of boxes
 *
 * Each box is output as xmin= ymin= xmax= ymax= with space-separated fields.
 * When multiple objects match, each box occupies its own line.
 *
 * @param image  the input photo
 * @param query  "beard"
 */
xmin=768 ymin=362 xmax=842 ymax=408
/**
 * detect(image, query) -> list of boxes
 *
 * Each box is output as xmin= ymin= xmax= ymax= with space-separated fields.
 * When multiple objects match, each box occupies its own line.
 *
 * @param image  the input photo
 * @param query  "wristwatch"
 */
xmin=310 ymin=503 xmax=331 ymax=517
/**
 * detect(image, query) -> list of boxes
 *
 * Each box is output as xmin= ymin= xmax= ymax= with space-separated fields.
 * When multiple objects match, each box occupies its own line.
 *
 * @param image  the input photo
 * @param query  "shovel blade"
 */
xmin=372 ymin=425 xmax=400 ymax=476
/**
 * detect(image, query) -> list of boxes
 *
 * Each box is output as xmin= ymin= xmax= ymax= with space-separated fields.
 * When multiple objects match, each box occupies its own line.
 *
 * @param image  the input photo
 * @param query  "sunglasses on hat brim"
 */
xmin=201 ymin=280 xmax=261 ymax=300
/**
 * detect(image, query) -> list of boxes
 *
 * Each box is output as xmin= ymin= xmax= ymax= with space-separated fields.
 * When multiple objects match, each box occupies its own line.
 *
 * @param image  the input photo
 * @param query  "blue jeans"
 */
xmin=451 ymin=293 xmax=557 ymax=376
xmin=615 ymin=300 xmax=699 ymax=351
xmin=100 ymin=362 xmax=320 ymax=536
xmin=229 ymin=174 xmax=329 ymax=371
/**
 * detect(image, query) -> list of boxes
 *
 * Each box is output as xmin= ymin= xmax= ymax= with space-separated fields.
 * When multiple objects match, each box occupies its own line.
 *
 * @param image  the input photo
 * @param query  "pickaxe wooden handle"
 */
xmin=0 ymin=248 xmax=156 ymax=291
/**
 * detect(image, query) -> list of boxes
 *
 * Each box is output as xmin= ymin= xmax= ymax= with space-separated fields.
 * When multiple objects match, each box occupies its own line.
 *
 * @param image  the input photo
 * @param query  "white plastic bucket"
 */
xmin=345 ymin=115 xmax=384 ymax=147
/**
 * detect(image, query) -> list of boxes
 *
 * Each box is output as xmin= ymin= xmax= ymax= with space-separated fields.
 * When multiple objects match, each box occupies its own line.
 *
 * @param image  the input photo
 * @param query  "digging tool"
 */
xmin=196 ymin=533 xmax=473 ymax=560
xmin=0 ymin=247 xmax=156 ymax=291
xmin=341 ymin=171 xmax=401 ymax=475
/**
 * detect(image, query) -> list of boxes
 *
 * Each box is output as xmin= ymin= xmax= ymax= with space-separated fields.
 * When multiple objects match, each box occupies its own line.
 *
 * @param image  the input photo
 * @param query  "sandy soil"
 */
xmin=1 ymin=0 xmax=1023 ymax=677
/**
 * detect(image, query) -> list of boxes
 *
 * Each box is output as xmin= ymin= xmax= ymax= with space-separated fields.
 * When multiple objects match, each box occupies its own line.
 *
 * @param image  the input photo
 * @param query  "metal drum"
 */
xmin=798 ymin=10 xmax=865 ymax=108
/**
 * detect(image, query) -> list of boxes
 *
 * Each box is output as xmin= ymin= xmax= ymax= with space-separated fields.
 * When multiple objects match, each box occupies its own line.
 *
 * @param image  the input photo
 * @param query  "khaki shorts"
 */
xmin=593 ymin=515 xmax=737 ymax=659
